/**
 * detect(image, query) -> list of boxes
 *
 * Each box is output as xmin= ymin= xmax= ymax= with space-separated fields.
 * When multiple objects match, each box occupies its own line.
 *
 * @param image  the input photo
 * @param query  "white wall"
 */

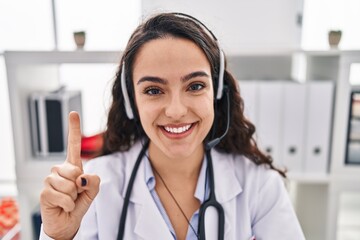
xmin=302 ymin=0 xmax=360 ymax=50
xmin=55 ymin=0 xmax=141 ymax=50
xmin=142 ymin=0 xmax=303 ymax=54
xmin=0 ymin=56 xmax=15 ymax=182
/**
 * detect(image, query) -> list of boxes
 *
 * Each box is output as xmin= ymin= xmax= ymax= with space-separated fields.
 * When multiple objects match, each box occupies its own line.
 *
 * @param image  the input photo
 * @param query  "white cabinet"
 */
xmin=282 ymin=82 xmax=307 ymax=173
xmin=238 ymin=80 xmax=335 ymax=175
xmin=303 ymin=82 xmax=334 ymax=174
xmin=256 ymin=81 xmax=285 ymax=166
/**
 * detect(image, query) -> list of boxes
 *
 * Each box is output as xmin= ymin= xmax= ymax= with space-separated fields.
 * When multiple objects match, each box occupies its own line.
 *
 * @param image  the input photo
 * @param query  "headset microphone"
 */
xmin=206 ymin=86 xmax=230 ymax=151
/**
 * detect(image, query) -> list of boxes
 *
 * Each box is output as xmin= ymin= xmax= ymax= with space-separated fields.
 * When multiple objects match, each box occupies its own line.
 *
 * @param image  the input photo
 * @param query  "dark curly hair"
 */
xmin=102 ymin=12 xmax=286 ymax=177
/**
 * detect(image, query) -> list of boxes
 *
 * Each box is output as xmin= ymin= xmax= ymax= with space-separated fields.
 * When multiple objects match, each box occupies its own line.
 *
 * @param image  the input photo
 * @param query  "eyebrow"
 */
xmin=181 ymin=71 xmax=210 ymax=82
xmin=137 ymin=76 xmax=166 ymax=85
xmin=137 ymin=71 xmax=210 ymax=85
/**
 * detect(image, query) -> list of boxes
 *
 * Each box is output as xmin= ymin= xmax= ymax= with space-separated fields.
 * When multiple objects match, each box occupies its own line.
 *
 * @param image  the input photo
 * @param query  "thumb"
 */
xmin=72 ymin=174 xmax=100 ymax=218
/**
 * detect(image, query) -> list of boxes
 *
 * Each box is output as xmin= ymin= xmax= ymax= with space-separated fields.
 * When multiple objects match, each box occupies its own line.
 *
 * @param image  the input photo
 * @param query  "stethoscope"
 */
xmin=117 ymin=87 xmax=229 ymax=240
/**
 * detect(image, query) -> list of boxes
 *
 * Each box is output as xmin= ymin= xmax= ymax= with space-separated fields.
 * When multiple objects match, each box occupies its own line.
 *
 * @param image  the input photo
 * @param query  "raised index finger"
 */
xmin=66 ymin=111 xmax=82 ymax=169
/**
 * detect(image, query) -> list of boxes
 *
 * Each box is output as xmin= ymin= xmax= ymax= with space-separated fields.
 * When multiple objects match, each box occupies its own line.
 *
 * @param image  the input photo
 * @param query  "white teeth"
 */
xmin=164 ymin=124 xmax=191 ymax=134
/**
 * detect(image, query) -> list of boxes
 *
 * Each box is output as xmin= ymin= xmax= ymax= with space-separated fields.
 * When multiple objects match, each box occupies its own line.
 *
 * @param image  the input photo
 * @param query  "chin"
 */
xmin=163 ymin=143 xmax=202 ymax=160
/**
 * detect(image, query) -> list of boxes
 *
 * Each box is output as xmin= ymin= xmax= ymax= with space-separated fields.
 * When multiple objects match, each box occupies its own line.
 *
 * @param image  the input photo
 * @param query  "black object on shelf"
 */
xmin=28 ymin=88 xmax=82 ymax=158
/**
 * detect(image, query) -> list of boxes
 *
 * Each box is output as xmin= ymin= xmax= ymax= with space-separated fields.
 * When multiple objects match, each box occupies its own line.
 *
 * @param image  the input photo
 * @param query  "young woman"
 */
xmin=40 ymin=13 xmax=305 ymax=240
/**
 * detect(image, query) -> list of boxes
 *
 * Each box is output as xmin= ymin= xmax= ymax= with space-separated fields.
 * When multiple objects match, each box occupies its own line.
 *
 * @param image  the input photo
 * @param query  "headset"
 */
xmin=117 ymin=13 xmax=229 ymax=240
xmin=121 ymin=13 xmax=225 ymax=120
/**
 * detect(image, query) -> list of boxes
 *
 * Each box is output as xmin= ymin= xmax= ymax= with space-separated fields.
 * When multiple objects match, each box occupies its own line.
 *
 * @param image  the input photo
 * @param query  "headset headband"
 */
xmin=121 ymin=13 xmax=225 ymax=119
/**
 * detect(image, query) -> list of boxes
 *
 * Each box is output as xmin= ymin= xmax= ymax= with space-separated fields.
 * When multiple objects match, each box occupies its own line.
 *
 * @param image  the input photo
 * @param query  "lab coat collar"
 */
xmin=121 ymin=141 xmax=174 ymax=239
xmin=211 ymin=148 xmax=243 ymax=203
xmin=122 ymin=142 xmax=243 ymax=204
xmin=210 ymin=148 xmax=243 ymax=239
xmin=121 ymin=142 xmax=243 ymax=239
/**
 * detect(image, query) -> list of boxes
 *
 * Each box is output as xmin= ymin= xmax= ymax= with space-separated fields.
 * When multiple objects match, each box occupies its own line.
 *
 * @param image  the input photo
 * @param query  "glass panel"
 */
xmin=345 ymin=91 xmax=360 ymax=164
xmin=0 ymin=0 xmax=54 ymax=51
xmin=55 ymin=0 xmax=141 ymax=50
xmin=59 ymin=64 xmax=117 ymax=136
xmin=350 ymin=63 xmax=360 ymax=86
xmin=337 ymin=192 xmax=360 ymax=240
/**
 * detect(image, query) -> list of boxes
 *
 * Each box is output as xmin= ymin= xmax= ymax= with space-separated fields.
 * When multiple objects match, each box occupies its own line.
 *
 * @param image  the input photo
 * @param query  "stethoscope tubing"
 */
xmin=116 ymin=141 xmax=225 ymax=240
xmin=117 ymin=140 xmax=149 ymax=240
xmin=198 ymin=150 xmax=225 ymax=240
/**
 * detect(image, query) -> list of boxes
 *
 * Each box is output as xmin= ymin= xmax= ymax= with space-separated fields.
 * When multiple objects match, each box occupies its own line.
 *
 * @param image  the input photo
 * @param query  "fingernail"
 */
xmin=81 ymin=177 xmax=87 ymax=187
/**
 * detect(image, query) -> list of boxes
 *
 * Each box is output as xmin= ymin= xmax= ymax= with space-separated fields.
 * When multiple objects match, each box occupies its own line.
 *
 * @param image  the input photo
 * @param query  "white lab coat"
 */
xmin=40 ymin=141 xmax=305 ymax=240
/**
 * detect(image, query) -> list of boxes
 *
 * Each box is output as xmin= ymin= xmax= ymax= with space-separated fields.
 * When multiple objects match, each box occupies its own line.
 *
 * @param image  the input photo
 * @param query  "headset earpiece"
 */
xmin=216 ymin=45 xmax=225 ymax=100
xmin=121 ymin=64 xmax=134 ymax=119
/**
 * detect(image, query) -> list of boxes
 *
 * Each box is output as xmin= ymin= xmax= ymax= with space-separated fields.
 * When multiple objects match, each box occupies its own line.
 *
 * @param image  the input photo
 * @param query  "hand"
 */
xmin=40 ymin=112 xmax=100 ymax=239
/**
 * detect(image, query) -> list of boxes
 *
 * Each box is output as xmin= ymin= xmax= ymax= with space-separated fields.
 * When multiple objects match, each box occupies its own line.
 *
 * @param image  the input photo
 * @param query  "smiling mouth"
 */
xmin=162 ymin=123 xmax=194 ymax=134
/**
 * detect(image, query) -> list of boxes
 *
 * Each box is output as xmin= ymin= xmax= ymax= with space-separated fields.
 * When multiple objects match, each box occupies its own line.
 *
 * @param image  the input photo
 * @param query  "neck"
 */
xmin=148 ymin=142 xmax=204 ymax=180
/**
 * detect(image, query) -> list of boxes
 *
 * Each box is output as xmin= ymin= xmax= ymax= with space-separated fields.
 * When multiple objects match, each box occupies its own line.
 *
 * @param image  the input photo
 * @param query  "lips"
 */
xmin=163 ymin=124 xmax=192 ymax=134
xmin=160 ymin=123 xmax=195 ymax=138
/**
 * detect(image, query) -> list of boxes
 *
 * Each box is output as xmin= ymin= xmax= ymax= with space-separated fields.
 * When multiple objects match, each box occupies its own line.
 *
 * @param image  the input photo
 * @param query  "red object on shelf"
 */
xmin=0 ymin=197 xmax=19 ymax=238
xmin=81 ymin=132 xmax=104 ymax=159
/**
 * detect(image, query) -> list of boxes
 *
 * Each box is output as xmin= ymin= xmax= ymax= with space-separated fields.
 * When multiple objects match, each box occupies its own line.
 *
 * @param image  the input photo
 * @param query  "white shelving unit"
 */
xmin=4 ymin=51 xmax=121 ymax=239
xmin=326 ymin=51 xmax=360 ymax=240
xmin=292 ymin=50 xmax=360 ymax=240
xmin=5 ymin=50 xmax=360 ymax=240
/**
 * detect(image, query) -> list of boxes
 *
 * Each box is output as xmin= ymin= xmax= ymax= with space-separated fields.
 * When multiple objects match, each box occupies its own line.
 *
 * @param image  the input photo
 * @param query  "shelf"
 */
xmin=227 ymin=48 xmax=298 ymax=57
xmin=288 ymin=173 xmax=330 ymax=184
xmin=302 ymin=49 xmax=360 ymax=56
xmin=4 ymin=50 xmax=122 ymax=64
xmin=0 ymin=181 xmax=17 ymax=197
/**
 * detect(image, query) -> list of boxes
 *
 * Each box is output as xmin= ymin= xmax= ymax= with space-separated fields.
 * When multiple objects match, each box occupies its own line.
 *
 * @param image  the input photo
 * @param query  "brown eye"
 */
xmin=188 ymin=83 xmax=205 ymax=91
xmin=144 ymin=87 xmax=162 ymax=95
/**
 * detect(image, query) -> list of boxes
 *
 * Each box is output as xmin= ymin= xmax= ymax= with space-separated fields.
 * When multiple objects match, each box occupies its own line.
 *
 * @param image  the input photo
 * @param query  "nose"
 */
xmin=165 ymin=93 xmax=188 ymax=120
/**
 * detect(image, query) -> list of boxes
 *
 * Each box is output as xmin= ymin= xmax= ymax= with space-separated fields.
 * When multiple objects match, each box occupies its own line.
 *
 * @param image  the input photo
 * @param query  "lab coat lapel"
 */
xmin=122 ymin=143 xmax=173 ymax=240
xmin=119 ymin=143 xmax=243 ymax=239
xmin=211 ymin=149 xmax=243 ymax=238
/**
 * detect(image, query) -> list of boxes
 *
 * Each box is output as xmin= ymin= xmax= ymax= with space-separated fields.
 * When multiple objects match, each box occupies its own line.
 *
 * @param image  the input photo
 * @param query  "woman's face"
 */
xmin=132 ymin=37 xmax=214 ymax=159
